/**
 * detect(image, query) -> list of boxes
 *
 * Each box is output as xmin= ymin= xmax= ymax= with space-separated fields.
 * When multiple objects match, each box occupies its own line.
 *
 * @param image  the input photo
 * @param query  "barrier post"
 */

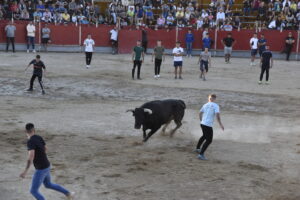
xmin=176 ymin=26 xmax=178 ymax=42
xmin=214 ymin=28 xmax=217 ymax=57
xmin=79 ymin=24 xmax=82 ymax=50
xmin=296 ymin=30 xmax=299 ymax=61
xmin=38 ymin=21 xmax=41 ymax=51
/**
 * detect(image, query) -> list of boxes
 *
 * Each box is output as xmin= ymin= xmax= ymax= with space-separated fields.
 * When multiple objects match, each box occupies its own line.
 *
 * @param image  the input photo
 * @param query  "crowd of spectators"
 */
xmin=0 ymin=0 xmax=299 ymax=30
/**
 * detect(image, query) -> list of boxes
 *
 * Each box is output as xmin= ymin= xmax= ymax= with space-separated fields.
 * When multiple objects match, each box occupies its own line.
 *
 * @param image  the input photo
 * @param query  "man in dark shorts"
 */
xmin=284 ymin=32 xmax=295 ymax=61
xmin=198 ymin=48 xmax=211 ymax=81
xmin=132 ymin=40 xmax=145 ymax=80
xmin=196 ymin=94 xmax=224 ymax=160
xmin=172 ymin=41 xmax=184 ymax=79
xmin=20 ymin=123 xmax=75 ymax=200
xmin=258 ymin=33 xmax=266 ymax=57
xmin=152 ymin=40 xmax=165 ymax=79
xmin=41 ymin=24 xmax=51 ymax=52
xmin=25 ymin=55 xmax=46 ymax=95
xmin=249 ymin=33 xmax=258 ymax=66
xmin=221 ymin=33 xmax=236 ymax=63
xmin=258 ymin=46 xmax=273 ymax=85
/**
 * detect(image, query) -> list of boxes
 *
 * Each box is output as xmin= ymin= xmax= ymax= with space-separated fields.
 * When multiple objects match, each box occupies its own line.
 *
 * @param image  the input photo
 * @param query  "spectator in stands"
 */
xmin=5 ymin=21 xmax=16 ymax=53
xmin=176 ymin=5 xmax=184 ymax=20
xmin=26 ymin=21 xmax=36 ymax=53
xmin=157 ymin=14 xmax=166 ymax=27
xmin=110 ymin=26 xmax=118 ymax=54
xmin=36 ymin=1 xmax=45 ymax=13
xmin=19 ymin=0 xmax=27 ymax=14
xmin=41 ymin=23 xmax=51 ymax=52
xmin=135 ymin=6 xmax=143 ymax=25
xmin=161 ymin=2 xmax=170 ymax=18
xmin=222 ymin=21 xmax=233 ymax=31
xmin=257 ymin=2 xmax=266 ymax=21
xmin=42 ymin=9 xmax=52 ymax=22
xmin=216 ymin=9 xmax=225 ymax=26
xmin=56 ymin=0 xmax=67 ymax=13
xmin=127 ymin=6 xmax=135 ymax=25
xmin=68 ymin=0 xmax=77 ymax=16
xmin=62 ymin=10 xmax=70 ymax=24
xmin=33 ymin=9 xmax=42 ymax=22
xmin=283 ymin=32 xmax=295 ymax=60
xmin=166 ymin=13 xmax=175 ymax=25
xmin=145 ymin=7 xmax=154 ymax=24
xmin=196 ymin=16 xmax=204 ymax=29
xmin=185 ymin=29 xmax=194 ymax=57
xmin=243 ymin=0 xmax=251 ymax=16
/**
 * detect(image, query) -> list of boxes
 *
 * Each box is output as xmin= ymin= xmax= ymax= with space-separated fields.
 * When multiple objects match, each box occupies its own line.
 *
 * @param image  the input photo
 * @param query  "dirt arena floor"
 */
xmin=0 ymin=52 xmax=300 ymax=200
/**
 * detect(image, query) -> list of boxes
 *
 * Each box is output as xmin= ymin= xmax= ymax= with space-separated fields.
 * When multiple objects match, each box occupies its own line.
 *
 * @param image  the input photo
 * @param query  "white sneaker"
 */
xmin=252 ymin=62 xmax=256 ymax=66
xmin=27 ymin=50 xmax=29 ymax=53
xmin=33 ymin=49 xmax=36 ymax=53
xmin=66 ymin=192 xmax=75 ymax=200
xmin=157 ymin=75 xmax=160 ymax=78
xmin=86 ymin=65 xmax=89 ymax=69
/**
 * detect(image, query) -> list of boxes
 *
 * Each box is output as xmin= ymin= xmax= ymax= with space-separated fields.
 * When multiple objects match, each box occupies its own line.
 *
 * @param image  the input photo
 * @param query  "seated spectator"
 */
xmin=69 ymin=0 xmax=77 ymax=15
xmin=216 ymin=9 xmax=225 ymax=26
xmin=196 ymin=16 xmax=204 ymax=29
xmin=252 ymin=0 xmax=260 ymax=12
xmin=153 ymin=0 xmax=161 ymax=9
xmin=166 ymin=13 xmax=175 ymax=25
xmin=135 ymin=6 xmax=144 ymax=25
xmin=10 ymin=1 xmax=19 ymax=15
xmin=18 ymin=0 xmax=27 ymax=13
xmin=127 ymin=6 xmax=135 ymax=25
xmin=36 ymin=1 xmax=45 ymax=13
xmin=201 ymin=9 xmax=208 ymax=18
xmin=186 ymin=3 xmax=195 ymax=13
xmin=243 ymin=0 xmax=251 ymax=16
xmin=62 ymin=10 xmax=70 ymax=23
xmin=222 ymin=21 xmax=233 ymax=31
xmin=273 ymin=0 xmax=281 ymax=12
xmin=53 ymin=11 xmax=62 ymax=23
xmin=185 ymin=9 xmax=192 ymax=23
xmin=233 ymin=15 xmax=240 ymax=28
xmin=42 ymin=9 xmax=52 ymax=22
xmin=177 ymin=20 xmax=185 ymax=27
xmin=161 ymin=2 xmax=170 ymax=18
xmin=20 ymin=9 xmax=30 ymax=20
xmin=56 ymin=0 xmax=67 ymax=13
xmin=176 ymin=8 xmax=184 ymax=19
xmin=33 ymin=9 xmax=43 ymax=22
xmin=290 ymin=1 xmax=297 ymax=13
xmin=157 ymin=14 xmax=165 ymax=27
xmin=145 ymin=7 xmax=154 ymax=23
xmin=71 ymin=14 xmax=78 ymax=23
xmin=257 ymin=2 xmax=266 ymax=21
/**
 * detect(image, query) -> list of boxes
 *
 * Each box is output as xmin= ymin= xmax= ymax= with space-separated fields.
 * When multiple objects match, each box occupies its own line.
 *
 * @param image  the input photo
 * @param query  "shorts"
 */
xmin=224 ymin=46 xmax=232 ymax=55
xmin=200 ymin=60 xmax=208 ymax=72
xmin=251 ymin=49 xmax=258 ymax=56
xmin=174 ymin=61 xmax=183 ymax=67
xmin=42 ymin=38 xmax=49 ymax=44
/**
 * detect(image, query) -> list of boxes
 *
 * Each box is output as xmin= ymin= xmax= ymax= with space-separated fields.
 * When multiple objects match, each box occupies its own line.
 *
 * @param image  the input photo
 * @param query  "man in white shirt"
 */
xmin=110 ymin=27 xmax=118 ymax=54
xmin=196 ymin=94 xmax=224 ymax=160
xmin=172 ymin=41 xmax=184 ymax=79
xmin=249 ymin=33 xmax=259 ymax=66
xmin=216 ymin=9 xmax=225 ymax=26
xmin=83 ymin=34 xmax=95 ymax=69
xmin=26 ymin=21 xmax=36 ymax=53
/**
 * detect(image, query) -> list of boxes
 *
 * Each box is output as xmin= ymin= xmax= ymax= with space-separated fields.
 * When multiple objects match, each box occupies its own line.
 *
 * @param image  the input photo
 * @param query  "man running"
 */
xmin=258 ymin=33 xmax=266 ymax=57
xmin=25 ymin=55 xmax=46 ymax=95
xmin=152 ymin=40 xmax=165 ymax=79
xmin=132 ymin=40 xmax=144 ymax=80
xmin=221 ymin=33 xmax=235 ymax=63
xmin=172 ymin=41 xmax=184 ymax=79
xmin=249 ymin=33 xmax=258 ymax=66
xmin=259 ymin=46 xmax=273 ymax=85
xmin=196 ymin=94 xmax=224 ymax=160
xmin=20 ymin=123 xmax=75 ymax=200
xmin=83 ymin=34 xmax=95 ymax=69
xmin=198 ymin=48 xmax=211 ymax=81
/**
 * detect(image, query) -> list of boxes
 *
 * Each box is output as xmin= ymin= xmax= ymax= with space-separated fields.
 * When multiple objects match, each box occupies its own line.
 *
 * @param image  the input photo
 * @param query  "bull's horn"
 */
xmin=126 ymin=109 xmax=134 ymax=112
xmin=144 ymin=108 xmax=153 ymax=114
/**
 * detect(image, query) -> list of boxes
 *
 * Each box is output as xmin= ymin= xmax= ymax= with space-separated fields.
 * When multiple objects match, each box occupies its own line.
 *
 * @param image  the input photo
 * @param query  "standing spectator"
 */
xmin=83 ymin=34 xmax=95 ymax=69
xmin=259 ymin=46 xmax=273 ymax=84
xmin=258 ymin=33 xmax=266 ymax=57
xmin=202 ymin=33 xmax=212 ymax=50
xmin=243 ymin=0 xmax=251 ymax=16
xmin=142 ymin=29 xmax=148 ymax=53
xmin=249 ymin=33 xmax=259 ymax=66
xmin=26 ymin=21 xmax=36 ymax=53
xmin=221 ymin=33 xmax=236 ymax=63
xmin=172 ymin=41 xmax=184 ymax=79
xmin=152 ymin=40 xmax=165 ymax=79
xmin=283 ymin=32 xmax=295 ymax=61
xmin=198 ymin=48 xmax=211 ymax=81
xmin=132 ymin=40 xmax=145 ymax=80
xmin=185 ymin=29 xmax=194 ymax=57
xmin=41 ymin=24 xmax=51 ymax=52
xmin=42 ymin=9 xmax=52 ymax=22
xmin=110 ymin=26 xmax=118 ymax=54
xmin=5 ymin=21 xmax=16 ymax=53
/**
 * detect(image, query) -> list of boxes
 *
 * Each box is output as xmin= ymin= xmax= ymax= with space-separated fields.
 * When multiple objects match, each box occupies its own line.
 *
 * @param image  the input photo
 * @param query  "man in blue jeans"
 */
xmin=20 ymin=123 xmax=75 ymax=200
xmin=196 ymin=94 xmax=224 ymax=160
xmin=185 ymin=29 xmax=194 ymax=57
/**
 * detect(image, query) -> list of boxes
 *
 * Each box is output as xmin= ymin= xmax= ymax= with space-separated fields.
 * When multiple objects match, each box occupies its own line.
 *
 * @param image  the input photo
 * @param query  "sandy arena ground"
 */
xmin=0 ymin=52 xmax=300 ymax=200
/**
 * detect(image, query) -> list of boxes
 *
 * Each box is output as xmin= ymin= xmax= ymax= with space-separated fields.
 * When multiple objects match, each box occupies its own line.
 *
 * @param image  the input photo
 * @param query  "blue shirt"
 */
xmin=203 ymin=37 xmax=211 ymax=48
xmin=200 ymin=102 xmax=220 ymax=127
xmin=258 ymin=39 xmax=266 ymax=50
xmin=185 ymin=33 xmax=194 ymax=43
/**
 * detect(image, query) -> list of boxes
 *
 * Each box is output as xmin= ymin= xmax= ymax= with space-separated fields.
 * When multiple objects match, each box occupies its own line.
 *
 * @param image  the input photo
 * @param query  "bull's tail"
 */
xmin=178 ymin=100 xmax=186 ymax=110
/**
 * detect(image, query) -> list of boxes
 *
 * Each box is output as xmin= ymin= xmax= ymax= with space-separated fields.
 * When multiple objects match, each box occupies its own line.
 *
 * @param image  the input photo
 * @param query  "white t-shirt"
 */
xmin=250 ymin=37 xmax=258 ymax=49
xmin=172 ymin=47 xmax=184 ymax=62
xmin=27 ymin=24 xmax=35 ymax=37
xmin=110 ymin=29 xmax=118 ymax=41
xmin=84 ymin=38 xmax=95 ymax=52
xmin=216 ymin=12 xmax=225 ymax=20
xmin=200 ymin=102 xmax=220 ymax=127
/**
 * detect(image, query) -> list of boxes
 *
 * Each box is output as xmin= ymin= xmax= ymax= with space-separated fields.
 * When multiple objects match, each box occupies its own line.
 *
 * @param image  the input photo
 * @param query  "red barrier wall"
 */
xmin=0 ymin=21 xmax=298 ymax=54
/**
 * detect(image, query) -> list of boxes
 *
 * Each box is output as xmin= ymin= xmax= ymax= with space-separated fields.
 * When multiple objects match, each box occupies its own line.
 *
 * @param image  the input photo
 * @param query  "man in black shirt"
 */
xmin=284 ymin=32 xmax=295 ymax=61
xmin=259 ymin=46 xmax=273 ymax=85
xmin=221 ymin=33 xmax=236 ymax=63
xmin=20 ymin=123 xmax=75 ymax=200
xmin=25 ymin=55 xmax=46 ymax=95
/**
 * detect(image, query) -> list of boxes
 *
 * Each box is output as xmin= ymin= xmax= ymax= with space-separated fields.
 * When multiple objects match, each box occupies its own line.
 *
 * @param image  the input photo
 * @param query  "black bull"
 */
xmin=127 ymin=99 xmax=186 ymax=142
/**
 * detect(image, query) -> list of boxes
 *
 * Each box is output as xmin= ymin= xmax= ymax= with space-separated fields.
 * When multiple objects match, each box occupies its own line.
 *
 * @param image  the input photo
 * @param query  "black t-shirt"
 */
xmin=285 ymin=36 xmax=295 ymax=47
xmin=261 ymin=50 xmax=272 ymax=66
xmin=27 ymin=135 xmax=50 ymax=170
xmin=29 ymin=59 xmax=46 ymax=75
xmin=223 ymin=37 xmax=235 ymax=47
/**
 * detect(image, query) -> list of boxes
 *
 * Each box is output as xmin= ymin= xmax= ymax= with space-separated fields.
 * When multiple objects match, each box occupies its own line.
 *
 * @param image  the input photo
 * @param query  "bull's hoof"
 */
xmin=143 ymin=138 xmax=148 ymax=143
